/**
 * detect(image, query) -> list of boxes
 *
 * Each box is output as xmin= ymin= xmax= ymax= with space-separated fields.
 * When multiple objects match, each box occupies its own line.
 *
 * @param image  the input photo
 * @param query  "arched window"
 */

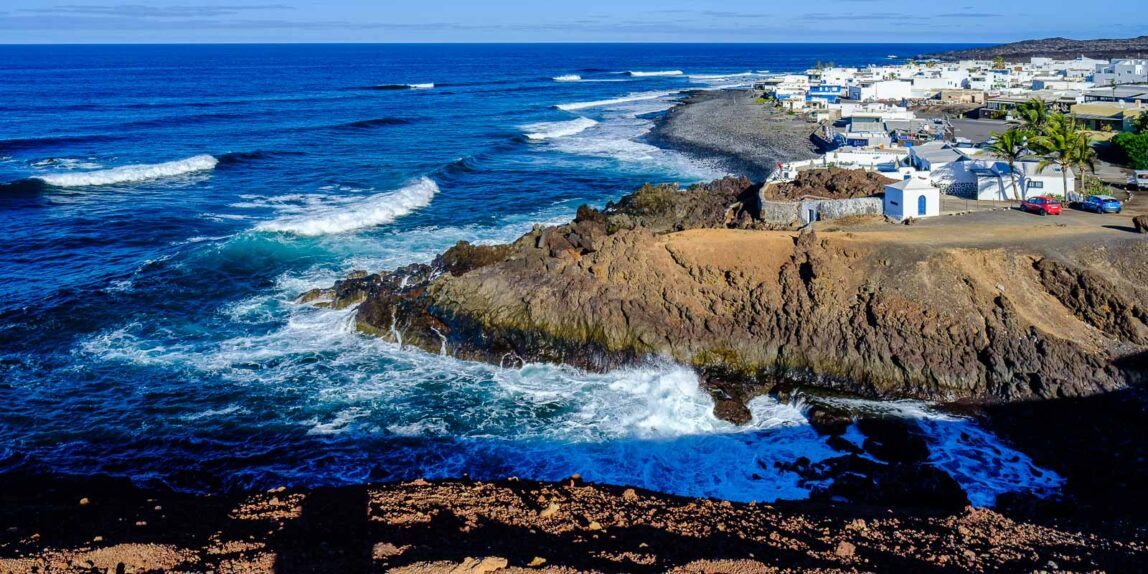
xmin=917 ymin=194 xmax=927 ymax=216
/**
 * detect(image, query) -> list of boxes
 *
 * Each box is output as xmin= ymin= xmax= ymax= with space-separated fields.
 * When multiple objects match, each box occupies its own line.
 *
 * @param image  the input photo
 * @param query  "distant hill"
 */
xmin=924 ymin=36 xmax=1148 ymax=61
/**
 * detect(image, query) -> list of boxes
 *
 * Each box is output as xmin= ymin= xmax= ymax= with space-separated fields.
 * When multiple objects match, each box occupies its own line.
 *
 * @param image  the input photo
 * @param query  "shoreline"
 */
xmin=647 ymin=89 xmax=821 ymax=181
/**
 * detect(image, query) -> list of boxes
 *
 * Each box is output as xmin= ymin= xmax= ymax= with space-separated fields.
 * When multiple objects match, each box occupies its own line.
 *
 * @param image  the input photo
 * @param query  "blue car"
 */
xmin=1081 ymin=195 xmax=1122 ymax=214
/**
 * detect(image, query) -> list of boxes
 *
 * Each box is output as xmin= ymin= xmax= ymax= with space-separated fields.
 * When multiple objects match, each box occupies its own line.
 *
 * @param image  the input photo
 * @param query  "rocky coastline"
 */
xmin=301 ymin=177 xmax=1146 ymax=409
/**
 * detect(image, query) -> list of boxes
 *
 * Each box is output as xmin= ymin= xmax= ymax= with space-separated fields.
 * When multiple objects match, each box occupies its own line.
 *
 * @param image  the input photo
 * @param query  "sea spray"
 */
xmin=522 ymin=117 xmax=598 ymax=141
xmin=254 ymin=177 xmax=439 ymax=236
xmin=627 ymin=70 xmax=684 ymax=77
xmin=556 ymin=90 xmax=680 ymax=112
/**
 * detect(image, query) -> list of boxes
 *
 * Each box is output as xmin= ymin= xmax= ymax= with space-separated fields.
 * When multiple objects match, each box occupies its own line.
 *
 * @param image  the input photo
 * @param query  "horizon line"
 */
xmin=0 ymin=41 xmax=994 ymax=46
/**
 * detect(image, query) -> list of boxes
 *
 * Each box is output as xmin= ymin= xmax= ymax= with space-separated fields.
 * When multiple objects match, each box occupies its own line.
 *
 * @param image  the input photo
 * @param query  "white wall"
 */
xmin=884 ymin=182 xmax=941 ymax=221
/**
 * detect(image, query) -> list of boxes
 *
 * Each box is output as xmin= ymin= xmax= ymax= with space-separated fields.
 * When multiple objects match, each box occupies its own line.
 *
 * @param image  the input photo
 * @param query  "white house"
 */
xmin=848 ymin=80 xmax=913 ymax=102
xmin=961 ymin=160 xmax=1077 ymax=201
xmin=884 ymin=176 xmax=941 ymax=221
xmin=1094 ymin=59 xmax=1148 ymax=87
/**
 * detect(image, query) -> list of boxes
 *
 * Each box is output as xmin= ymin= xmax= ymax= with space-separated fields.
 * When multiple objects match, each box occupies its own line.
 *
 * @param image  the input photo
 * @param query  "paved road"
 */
xmin=948 ymin=118 xmax=1011 ymax=145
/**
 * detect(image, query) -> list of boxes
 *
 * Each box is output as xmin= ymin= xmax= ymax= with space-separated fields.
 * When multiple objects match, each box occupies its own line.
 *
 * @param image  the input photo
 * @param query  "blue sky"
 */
xmin=0 ymin=0 xmax=1143 ymax=43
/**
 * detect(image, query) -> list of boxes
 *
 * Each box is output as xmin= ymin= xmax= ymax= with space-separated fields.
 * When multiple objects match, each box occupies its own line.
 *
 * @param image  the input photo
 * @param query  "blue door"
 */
xmin=917 ymin=195 xmax=927 ymax=216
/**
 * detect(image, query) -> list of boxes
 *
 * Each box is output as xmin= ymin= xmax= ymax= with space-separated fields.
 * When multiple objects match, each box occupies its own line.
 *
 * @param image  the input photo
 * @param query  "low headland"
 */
xmin=923 ymin=35 xmax=1148 ymax=61
xmin=5 ymin=91 xmax=1148 ymax=573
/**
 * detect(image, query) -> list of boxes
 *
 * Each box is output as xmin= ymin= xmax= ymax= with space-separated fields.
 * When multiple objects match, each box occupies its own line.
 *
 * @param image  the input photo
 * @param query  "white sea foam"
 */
xmin=628 ymin=70 xmax=684 ymax=77
xmin=33 ymin=154 xmax=218 ymax=187
xmin=408 ymin=83 xmax=435 ymax=90
xmin=254 ymin=177 xmax=439 ymax=237
xmin=556 ymin=90 xmax=678 ymax=112
xmin=82 ymin=269 xmax=1065 ymax=506
xmin=821 ymin=398 xmax=1065 ymax=507
xmin=553 ymin=74 xmax=582 ymax=82
xmin=522 ymin=117 xmax=598 ymax=141
xmin=30 ymin=158 xmax=103 ymax=170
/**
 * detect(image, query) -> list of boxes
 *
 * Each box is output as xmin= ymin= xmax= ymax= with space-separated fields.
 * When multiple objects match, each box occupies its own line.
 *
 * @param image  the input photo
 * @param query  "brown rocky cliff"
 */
xmin=305 ymin=178 xmax=1147 ymax=405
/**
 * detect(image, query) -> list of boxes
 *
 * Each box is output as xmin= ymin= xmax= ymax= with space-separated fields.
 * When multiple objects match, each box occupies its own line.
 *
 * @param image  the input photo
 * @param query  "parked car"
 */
xmin=1130 ymin=170 xmax=1148 ymax=191
xmin=1020 ymin=196 xmax=1062 ymax=216
xmin=1081 ymin=195 xmax=1123 ymax=214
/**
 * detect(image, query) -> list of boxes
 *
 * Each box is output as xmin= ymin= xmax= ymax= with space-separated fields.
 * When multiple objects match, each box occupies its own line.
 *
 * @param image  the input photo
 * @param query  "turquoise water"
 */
xmin=0 ymin=44 xmax=1059 ymax=505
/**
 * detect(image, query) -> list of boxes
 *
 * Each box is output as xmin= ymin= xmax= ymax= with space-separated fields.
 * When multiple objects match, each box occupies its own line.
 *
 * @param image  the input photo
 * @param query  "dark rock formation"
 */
xmin=924 ymin=36 xmax=1148 ymax=61
xmin=1135 ymin=215 xmax=1147 ymax=234
xmin=762 ymin=168 xmax=896 ymax=201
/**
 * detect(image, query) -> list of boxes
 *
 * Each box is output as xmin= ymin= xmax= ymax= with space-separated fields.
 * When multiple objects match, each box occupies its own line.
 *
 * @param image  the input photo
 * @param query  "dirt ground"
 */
xmin=812 ymin=192 xmax=1146 ymax=250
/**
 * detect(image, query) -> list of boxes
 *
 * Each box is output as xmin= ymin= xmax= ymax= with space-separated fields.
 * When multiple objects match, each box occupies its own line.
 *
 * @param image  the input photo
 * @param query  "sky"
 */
xmin=0 ymin=0 xmax=1144 ymax=44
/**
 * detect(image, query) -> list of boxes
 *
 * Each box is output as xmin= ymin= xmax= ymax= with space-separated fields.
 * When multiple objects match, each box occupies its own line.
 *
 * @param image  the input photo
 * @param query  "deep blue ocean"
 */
xmin=0 ymin=44 xmax=1060 ymax=505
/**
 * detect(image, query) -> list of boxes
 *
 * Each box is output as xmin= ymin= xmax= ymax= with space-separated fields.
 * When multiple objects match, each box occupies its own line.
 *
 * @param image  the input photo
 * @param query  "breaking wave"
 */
xmin=627 ymin=70 xmax=684 ymax=77
xmin=553 ymin=74 xmax=582 ymax=82
xmin=556 ymin=90 xmax=679 ymax=112
xmin=254 ymin=177 xmax=439 ymax=236
xmin=31 ymin=154 xmax=219 ymax=187
xmin=522 ymin=117 xmax=598 ymax=141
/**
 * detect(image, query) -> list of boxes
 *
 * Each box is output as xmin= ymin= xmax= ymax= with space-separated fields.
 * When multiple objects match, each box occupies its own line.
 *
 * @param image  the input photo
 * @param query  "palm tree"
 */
xmin=1071 ymin=129 xmax=1098 ymax=198
xmin=1016 ymin=98 xmax=1049 ymax=132
xmin=985 ymin=127 xmax=1028 ymax=199
xmin=1031 ymin=113 xmax=1089 ymax=202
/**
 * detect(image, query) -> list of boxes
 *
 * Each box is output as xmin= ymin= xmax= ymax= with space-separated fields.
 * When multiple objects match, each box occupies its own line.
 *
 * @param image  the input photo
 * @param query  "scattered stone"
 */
xmin=449 ymin=556 xmax=509 ymax=574
xmin=538 ymin=503 xmax=560 ymax=519
xmin=79 ymin=498 xmax=90 ymax=506
xmin=835 ymin=541 xmax=856 ymax=558
xmin=528 ymin=556 xmax=547 ymax=567
xmin=622 ymin=488 xmax=638 ymax=501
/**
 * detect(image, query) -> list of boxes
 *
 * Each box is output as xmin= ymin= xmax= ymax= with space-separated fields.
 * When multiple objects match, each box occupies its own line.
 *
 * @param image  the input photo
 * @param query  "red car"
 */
xmin=1020 ymin=196 xmax=1062 ymax=216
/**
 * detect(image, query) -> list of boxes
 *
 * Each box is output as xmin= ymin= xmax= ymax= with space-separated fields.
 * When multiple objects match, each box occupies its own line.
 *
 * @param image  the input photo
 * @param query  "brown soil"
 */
xmin=3 ymin=475 xmax=1145 ymax=574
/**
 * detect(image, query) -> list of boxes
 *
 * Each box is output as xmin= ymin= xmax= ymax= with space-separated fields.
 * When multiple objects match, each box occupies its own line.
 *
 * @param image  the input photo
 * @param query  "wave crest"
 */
xmin=255 ymin=177 xmax=439 ymax=236
xmin=32 ymin=154 xmax=218 ymax=187
xmin=523 ymin=117 xmax=598 ymax=141
xmin=553 ymin=74 xmax=582 ymax=82
xmin=628 ymin=70 xmax=684 ymax=77
xmin=556 ymin=90 xmax=678 ymax=112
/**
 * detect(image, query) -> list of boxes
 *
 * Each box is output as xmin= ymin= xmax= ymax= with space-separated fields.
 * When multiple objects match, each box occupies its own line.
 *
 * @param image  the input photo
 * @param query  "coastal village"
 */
xmin=3 ymin=40 xmax=1148 ymax=574
xmin=752 ymin=55 xmax=1148 ymax=227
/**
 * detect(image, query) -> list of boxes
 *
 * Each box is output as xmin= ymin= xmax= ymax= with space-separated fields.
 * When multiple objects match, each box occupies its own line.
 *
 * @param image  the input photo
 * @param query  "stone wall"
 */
xmin=759 ymin=197 xmax=884 ymax=226
xmin=799 ymin=197 xmax=884 ymax=225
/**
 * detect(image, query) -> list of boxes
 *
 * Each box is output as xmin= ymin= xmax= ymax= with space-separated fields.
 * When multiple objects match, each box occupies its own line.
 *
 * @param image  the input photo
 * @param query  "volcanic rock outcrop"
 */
xmin=302 ymin=176 xmax=1147 ymax=407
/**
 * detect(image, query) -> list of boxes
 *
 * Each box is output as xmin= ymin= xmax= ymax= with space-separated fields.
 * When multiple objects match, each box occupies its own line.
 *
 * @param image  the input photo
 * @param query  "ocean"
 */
xmin=0 ymin=43 xmax=1059 ymax=506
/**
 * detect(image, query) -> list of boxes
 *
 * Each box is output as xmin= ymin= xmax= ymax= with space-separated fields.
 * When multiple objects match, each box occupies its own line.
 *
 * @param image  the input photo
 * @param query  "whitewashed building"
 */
xmin=884 ymin=176 xmax=941 ymax=221
xmin=1094 ymin=59 xmax=1148 ymax=87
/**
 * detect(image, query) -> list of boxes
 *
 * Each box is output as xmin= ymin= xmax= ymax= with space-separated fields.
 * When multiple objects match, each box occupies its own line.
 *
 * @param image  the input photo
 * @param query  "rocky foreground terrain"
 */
xmin=925 ymin=36 xmax=1148 ymax=61
xmin=3 ymin=473 xmax=1146 ymax=574
xmin=303 ymin=176 xmax=1147 ymax=408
